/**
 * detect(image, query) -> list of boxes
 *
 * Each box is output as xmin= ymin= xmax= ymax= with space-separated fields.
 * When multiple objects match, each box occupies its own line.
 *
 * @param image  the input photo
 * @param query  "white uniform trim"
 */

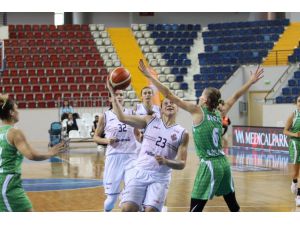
xmin=201 ymin=159 xmax=215 ymax=199
xmin=293 ymin=140 xmax=298 ymax=164
xmin=2 ymin=174 xmax=13 ymax=212
xmin=0 ymin=146 xmax=3 ymax=173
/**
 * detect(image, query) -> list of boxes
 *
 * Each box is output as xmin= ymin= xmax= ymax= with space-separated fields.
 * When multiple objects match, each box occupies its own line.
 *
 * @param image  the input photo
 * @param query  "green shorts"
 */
xmin=191 ymin=156 xmax=234 ymax=200
xmin=289 ymin=140 xmax=300 ymax=164
xmin=0 ymin=174 xmax=32 ymax=212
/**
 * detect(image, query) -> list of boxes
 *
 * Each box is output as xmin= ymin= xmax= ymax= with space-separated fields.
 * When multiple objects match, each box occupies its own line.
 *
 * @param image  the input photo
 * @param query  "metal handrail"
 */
xmin=264 ymin=64 xmax=293 ymax=103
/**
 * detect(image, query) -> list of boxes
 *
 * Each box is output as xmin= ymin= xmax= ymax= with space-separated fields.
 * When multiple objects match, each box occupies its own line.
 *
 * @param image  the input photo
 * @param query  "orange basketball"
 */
xmin=109 ymin=67 xmax=131 ymax=90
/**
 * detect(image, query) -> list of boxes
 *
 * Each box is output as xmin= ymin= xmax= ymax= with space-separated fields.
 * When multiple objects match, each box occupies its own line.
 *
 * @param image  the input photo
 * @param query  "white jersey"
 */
xmin=135 ymin=103 xmax=161 ymax=118
xmin=135 ymin=117 xmax=186 ymax=174
xmin=104 ymin=109 xmax=137 ymax=156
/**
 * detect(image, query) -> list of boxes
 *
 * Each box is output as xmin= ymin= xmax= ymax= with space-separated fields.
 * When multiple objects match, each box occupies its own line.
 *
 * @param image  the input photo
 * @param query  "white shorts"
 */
xmin=120 ymin=167 xmax=170 ymax=211
xmin=104 ymin=154 xmax=136 ymax=195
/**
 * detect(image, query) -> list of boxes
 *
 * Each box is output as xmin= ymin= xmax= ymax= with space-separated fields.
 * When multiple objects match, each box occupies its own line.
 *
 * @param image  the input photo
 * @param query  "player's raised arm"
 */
xmin=223 ymin=65 xmax=264 ymax=115
xmin=138 ymin=59 xmax=199 ymax=115
xmin=107 ymin=79 xmax=151 ymax=129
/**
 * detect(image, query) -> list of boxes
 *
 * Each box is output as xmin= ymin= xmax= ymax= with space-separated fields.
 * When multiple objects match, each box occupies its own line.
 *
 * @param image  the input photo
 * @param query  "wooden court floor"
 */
xmin=22 ymin=142 xmax=297 ymax=212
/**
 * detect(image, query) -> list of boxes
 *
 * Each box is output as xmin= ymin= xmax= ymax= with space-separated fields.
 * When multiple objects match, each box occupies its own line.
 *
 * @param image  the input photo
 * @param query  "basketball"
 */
xmin=109 ymin=67 xmax=131 ymax=90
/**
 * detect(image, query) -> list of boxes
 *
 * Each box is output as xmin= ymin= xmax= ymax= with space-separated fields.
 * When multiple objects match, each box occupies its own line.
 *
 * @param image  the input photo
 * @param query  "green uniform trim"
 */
xmin=289 ymin=110 xmax=300 ymax=164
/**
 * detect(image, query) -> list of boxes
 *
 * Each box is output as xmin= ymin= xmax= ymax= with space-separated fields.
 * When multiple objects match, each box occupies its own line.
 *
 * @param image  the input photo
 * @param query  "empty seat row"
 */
xmin=207 ymin=19 xmax=289 ymax=30
xmin=6 ymin=60 xmax=104 ymax=69
xmin=146 ymin=24 xmax=201 ymax=31
xmin=10 ymin=31 xmax=92 ymax=39
xmin=5 ymin=46 xmax=98 ymax=55
xmin=0 ymin=75 xmax=105 ymax=85
xmin=9 ymin=24 xmax=90 ymax=32
xmin=203 ymin=34 xmax=280 ymax=44
xmin=1 ymin=83 xmax=106 ymax=93
xmin=154 ymin=38 xmax=194 ymax=46
xmin=203 ymin=26 xmax=285 ymax=37
xmin=5 ymin=38 xmax=95 ymax=47
xmin=2 ymin=68 xmax=108 ymax=77
xmin=282 ymin=87 xmax=300 ymax=95
xmin=151 ymin=31 xmax=198 ymax=39
xmin=158 ymin=45 xmax=190 ymax=53
xmin=162 ymin=53 xmax=187 ymax=60
xmin=6 ymin=53 xmax=101 ymax=62
xmin=193 ymin=73 xmax=229 ymax=81
xmin=88 ymin=24 xmax=105 ymax=31
xmin=276 ymin=95 xmax=297 ymax=104
xmin=205 ymin=42 xmax=274 ymax=52
xmin=200 ymin=65 xmax=238 ymax=74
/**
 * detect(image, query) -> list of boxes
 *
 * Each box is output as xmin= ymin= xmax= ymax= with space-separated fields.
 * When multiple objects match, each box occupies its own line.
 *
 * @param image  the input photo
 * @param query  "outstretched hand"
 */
xmin=250 ymin=65 xmax=264 ymax=84
xmin=138 ymin=59 xmax=155 ymax=78
xmin=49 ymin=141 xmax=66 ymax=156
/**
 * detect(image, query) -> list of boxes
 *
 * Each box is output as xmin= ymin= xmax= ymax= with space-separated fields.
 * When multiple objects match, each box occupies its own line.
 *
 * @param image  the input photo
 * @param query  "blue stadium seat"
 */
xmin=292 ymin=87 xmax=300 ymax=95
xmin=288 ymin=79 xmax=297 ymax=87
xmin=175 ymin=75 xmax=184 ymax=82
xmin=294 ymin=71 xmax=300 ymax=79
xmin=180 ymin=82 xmax=188 ymax=90
xmin=282 ymin=87 xmax=290 ymax=95
xmin=275 ymin=96 xmax=283 ymax=104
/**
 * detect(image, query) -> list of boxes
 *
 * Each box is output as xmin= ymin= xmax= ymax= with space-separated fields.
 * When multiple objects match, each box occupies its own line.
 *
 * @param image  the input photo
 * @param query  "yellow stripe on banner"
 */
xmin=107 ymin=28 xmax=161 ymax=105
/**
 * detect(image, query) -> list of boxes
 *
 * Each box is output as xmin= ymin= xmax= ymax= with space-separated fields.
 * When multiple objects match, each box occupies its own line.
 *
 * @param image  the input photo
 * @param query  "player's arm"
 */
xmin=93 ymin=113 xmax=114 ymax=145
xmin=107 ymin=79 xmax=152 ymax=129
xmin=155 ymin=131 xmax=189 ymax=170
xmin=284 ymin=113 xmax=300 ymax=137
xmin=138 ymin=59 xmax=200 ymax=115
xmin=9 ymin=128 xmax=65 ymax=161
xmin=223 ymin=66 xmax=264 ymax=115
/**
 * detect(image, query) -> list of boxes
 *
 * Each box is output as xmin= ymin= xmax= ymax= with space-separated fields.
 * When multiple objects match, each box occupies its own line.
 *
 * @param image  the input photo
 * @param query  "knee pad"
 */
xmin=104 ymin=194 xmax=118 ymax=212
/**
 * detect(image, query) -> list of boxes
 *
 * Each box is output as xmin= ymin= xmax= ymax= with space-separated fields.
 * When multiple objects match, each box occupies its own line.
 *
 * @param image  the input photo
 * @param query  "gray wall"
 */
xmin=7 ymin=12 xmax=54 ymax=24
xmin=88 ymin=12 xmax=264 ymax=27
xmin=5 ymin=12 xmax=274 ymax=26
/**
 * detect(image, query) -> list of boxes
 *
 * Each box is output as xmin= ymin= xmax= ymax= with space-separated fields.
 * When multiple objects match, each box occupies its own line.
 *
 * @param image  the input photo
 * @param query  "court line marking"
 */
xmin=26 ymin=186 xmax=104 ymax=193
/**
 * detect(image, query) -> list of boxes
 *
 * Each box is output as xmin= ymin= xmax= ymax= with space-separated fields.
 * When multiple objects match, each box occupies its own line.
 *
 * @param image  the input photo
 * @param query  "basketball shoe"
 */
xmin=291 ymin=182 xmax=298 ymax=195
xmin=296 ymin=196 xmax=300 ymax=207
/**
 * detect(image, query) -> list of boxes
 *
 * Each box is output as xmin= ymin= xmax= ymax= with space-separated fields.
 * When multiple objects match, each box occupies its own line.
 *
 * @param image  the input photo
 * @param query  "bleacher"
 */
xmin=0 ymin=24 xmax=109 ymax=108
xmin=276 ymin=70 xmax=300 ymax=103
xmin=195 ymin=19 xmax=290 ymax=98
xmin=133 ymin=23 xmax=201 ymax=98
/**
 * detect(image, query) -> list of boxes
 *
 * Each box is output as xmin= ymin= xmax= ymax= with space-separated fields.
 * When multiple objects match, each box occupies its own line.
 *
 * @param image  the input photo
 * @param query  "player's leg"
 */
xmin=120 ymin=168 xmax=147 ymax=212
xmin=216 ymin=157 xmax=240 ymax=212
xmin=0 ymin=174 xmax=33 ymax=212
xmin=143 ymin=181 xmax=169 ymax=212
xmin=103 ymin=155 xmax=125 ymax=211
xmin=223 ymin=192 xmax=239 ymax=212
xmin=190 ymin=198 xmax=208 ymax=212
xmin=190 ymin=160 xmax=215 ymax=211
xmin=290 ymin=141 xmax=300 ymax=197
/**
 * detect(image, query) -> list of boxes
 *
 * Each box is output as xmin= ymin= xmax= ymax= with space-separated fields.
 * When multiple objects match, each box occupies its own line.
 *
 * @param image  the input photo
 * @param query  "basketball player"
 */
xmin=93 ymin=89 xmax=138 ymax=212
xmin=0 ymin=94 xmax=65 ymax=212
xmin=283 ymin=95 xmax=300 ymax=206
xmin=134 ymin=86 xmax=161 ymax=149
xmin=138 ymin=59 xmax=263 ymax=212
xmin=135 ymin=86 xmax=161 ymax=117
xmin=106 ymin=80 xmax=189 ymax=212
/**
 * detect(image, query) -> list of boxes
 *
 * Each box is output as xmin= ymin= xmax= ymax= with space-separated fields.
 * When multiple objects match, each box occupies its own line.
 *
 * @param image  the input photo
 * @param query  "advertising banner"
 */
xmin=232 ymin=126 xmax=288 ymax=151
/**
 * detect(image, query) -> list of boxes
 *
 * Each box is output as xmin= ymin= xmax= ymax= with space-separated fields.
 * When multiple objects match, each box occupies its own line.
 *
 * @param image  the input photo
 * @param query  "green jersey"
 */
xmin=291 ymin=110 xmax=300 ymax=141
xmin=192 ymin=106 xmax=224 ymax=160
xmin=0 ymin=125 xmax=23 ymax=174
